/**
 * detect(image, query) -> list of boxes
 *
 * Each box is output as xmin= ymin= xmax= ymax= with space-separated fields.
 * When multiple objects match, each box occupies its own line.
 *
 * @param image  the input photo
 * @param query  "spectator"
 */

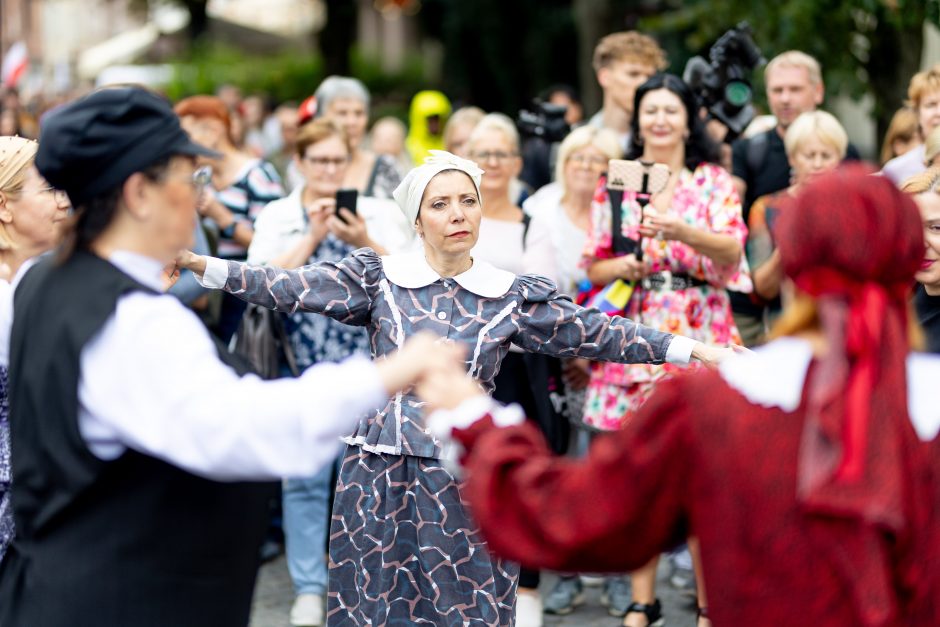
xmin=880 ymin=106 xmax=921 ymax=166
xmin=588 ymin=32 xmax=668 ymax=151
xmin=900 ymin=167 xmax=940 ymax=353
xmin=247 ymin=119 xmax=375 ymax=627
xmin=369 ymin=116 xmax=411 ymax=175
xmin=267 ymin=102 xmax=301 ymax=189
xmin=583 ymin=74 xmax=749 ymax=626
xmin=731 ymin=51 xmax=860 ymax=346
xmin=175 ymin=95 xmax=286 ymax=342
xmin=405 ymin=90 xmax=452 ymax=162
xmin=314 ymin=76 xmax=402 ymax=198
xmin=747 ymin=110 xmax=848 ymax=337
xmin=923 ymin=125 xmax=940 ymax=169
xmin=544 ymin=83 xmax=585 ymax=126
xmin=443 ymin=105 xmax=485 ymax=158
xmin=883 ymin=63 xmax=940 ymax=184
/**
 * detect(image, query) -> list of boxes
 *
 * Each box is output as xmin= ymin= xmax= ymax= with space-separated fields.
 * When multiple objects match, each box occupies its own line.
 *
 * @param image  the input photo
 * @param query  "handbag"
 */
xmin=229 ymin=304 xmax=300 ymax=380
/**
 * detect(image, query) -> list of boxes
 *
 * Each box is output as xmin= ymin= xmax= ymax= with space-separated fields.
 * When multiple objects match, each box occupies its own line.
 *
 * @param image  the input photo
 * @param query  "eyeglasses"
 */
xmin=303 ymin=156 xmax=350 ymax=169
xmin=470 ymin=151 xmax=518 ymax=163
xmin=34 ymin=187 xmax=70 ymax=205
xmin=568 ymin=154 xmax=608 ymax=168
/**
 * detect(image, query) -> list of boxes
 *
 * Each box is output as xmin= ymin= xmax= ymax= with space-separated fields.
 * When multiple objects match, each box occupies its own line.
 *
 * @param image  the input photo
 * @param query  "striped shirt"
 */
xmin=213 ymin=159 xmax=285 ymax=259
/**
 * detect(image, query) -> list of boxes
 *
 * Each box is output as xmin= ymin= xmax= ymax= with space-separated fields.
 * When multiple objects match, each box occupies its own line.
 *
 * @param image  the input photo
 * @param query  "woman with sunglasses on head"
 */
xmin=582 ymin=73 xmax=750 ymax=626
xmin=0 ymin=136 xmax=70 ymax=564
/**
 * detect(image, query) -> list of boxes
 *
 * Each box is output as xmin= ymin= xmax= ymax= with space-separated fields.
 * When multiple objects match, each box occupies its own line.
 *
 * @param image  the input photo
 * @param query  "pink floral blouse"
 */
xmin=581 ymin=162 xmax=751 ymax=430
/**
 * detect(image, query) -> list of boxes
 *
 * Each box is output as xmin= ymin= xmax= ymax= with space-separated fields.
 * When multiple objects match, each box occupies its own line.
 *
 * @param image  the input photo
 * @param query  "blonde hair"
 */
xmin=906 ymin=63 xmax=940 ymax=110
xmin=0 ymin=136 xmax=39 ymax=251
xmin=880 ymin=107 xmax=920 ymax=165
xmin=765 ymin=50 xmax=822 ymax=87
xmin=592 ymin=31 xmax=668 ymax=73
xmin=466 ymin=112 xmax=521 ymax=154
xmin=784 ymin=110 xmax=848 ymax=159
xmin=444 ymin=106 xmax=486 ymax=153
xmin=924 ymin=125 xmax=940 ymax=168
xmin=295 ymin=118 xmax=349 ymax=158
xmin=554 ymin=126 xmax=622 ymax=197
xmin=900 ymin=165 xmax=940 ymax=194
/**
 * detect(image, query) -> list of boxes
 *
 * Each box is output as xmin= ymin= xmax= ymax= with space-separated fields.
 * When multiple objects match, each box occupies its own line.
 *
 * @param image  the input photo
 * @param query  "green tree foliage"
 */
xmin=643 ymin=0 xmax=940 ymax=140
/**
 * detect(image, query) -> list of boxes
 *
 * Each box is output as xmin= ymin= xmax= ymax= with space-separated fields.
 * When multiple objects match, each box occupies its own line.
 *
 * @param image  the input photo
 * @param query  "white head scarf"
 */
xmin=392 ymin=150 xmax=484 ymax=225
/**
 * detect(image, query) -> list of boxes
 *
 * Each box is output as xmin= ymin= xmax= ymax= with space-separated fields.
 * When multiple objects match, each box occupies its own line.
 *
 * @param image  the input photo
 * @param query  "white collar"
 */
xmin=107 ymin=250 xmax=166 ymax=292
xmin=381 ymin=249 xmax=515 ymax=298
xmin=719 ymin=337 xmax=940 ymax=442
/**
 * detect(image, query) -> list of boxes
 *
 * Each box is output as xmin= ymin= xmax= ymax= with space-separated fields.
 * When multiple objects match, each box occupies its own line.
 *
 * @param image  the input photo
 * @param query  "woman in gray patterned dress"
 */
xmin=181 ymin=151 xmax=732 ymax=626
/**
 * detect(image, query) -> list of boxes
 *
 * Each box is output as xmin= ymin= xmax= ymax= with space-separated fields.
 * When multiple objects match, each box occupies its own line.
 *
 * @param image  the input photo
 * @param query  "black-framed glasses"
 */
xmin=34 ymin=187 xmax=69 ymax=205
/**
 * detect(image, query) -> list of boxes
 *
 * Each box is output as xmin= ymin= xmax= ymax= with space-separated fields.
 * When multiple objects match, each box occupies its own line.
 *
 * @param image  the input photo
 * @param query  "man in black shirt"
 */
xmin=730 ymin=50 xmax=860 ymax=345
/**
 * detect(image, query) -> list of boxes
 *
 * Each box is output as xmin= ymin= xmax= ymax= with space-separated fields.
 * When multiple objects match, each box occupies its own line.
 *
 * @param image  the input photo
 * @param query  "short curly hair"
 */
xmin=907 ymin=63 xmax=940 ymax=111
xmin=592 ymin=31 xmax=668 ymax=73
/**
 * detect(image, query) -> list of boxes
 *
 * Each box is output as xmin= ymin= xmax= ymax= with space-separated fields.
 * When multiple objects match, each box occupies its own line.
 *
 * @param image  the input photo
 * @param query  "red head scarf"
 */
xmin=776 ymin=165 xmax=927 ymax=623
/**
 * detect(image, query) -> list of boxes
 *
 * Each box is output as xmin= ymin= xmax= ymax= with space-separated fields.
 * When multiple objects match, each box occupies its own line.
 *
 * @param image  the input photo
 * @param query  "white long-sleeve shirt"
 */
xmin=74 ymin=251 xmax=387 ymax=481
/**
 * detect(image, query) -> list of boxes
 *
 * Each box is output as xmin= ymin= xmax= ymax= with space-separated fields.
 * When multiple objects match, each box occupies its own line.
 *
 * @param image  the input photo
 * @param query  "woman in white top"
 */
xmin=0 ymin=136 xmax=70 ymax=563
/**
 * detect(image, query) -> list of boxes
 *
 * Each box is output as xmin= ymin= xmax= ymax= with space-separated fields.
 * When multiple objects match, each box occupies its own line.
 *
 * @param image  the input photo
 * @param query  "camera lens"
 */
xmin=724 ymin=81 xmax=752 ymax=107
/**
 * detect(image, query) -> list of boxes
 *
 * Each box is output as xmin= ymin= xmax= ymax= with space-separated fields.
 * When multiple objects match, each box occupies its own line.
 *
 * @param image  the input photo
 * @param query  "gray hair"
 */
xmin=467 ymin=112 xmax=521 ymax=153
xmin=314 ymin=76 xmax=371 ymax=115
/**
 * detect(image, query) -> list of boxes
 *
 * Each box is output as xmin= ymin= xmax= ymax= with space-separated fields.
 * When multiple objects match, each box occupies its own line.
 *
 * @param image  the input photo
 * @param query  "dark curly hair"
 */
xmin=626 ymin=73 xmax=722 ymax=171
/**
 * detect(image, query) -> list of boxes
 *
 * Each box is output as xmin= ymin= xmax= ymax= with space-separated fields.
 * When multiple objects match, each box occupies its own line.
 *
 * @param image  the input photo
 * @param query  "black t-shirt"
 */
xmin=915 ymin=285 xmax=940 ymax=354
xmin=732 ymin=129 xmax=862 ymax=224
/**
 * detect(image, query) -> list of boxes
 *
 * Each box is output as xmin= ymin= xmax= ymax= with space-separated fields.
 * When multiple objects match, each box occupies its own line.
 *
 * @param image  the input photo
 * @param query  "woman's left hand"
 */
xmin=639 ymin=211 xmax=688 ymax=243
xmin=327 ymin=209 xmax=372 ymax=249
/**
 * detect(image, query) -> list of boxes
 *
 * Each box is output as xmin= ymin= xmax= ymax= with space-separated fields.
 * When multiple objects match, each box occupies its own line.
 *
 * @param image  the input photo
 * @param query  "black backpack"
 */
xmin=230 ymin=304 xmax=299 ymax=379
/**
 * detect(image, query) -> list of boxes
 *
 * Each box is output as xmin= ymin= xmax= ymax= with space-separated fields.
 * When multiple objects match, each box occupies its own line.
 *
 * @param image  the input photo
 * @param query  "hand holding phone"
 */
xmin=334 ymin=189 xmax=358 ymax=224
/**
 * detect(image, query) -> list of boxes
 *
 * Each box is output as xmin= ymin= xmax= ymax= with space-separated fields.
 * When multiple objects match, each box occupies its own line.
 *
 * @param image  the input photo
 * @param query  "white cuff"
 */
xmin=427 ymin=397 xmax=525 ymax=477
xmin=665 ymin=335 xmax=696 ymax=365
xmin=195 ymin=256 xmax=230 ymax=289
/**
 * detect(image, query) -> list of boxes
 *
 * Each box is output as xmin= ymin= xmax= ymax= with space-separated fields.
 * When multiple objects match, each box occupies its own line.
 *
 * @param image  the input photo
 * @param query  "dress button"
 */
xmin=437 ymin=311 xmax=447 ymax=320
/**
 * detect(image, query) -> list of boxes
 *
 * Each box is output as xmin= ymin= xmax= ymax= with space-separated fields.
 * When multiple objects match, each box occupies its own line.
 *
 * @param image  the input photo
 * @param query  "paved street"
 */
xmin=250 ymin=555 xmax=697 ymax=626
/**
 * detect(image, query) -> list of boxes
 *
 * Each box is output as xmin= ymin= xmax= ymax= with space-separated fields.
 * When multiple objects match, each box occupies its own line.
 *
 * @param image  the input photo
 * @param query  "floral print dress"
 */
xmin=581 ymin=162 xmax=751 ymax=430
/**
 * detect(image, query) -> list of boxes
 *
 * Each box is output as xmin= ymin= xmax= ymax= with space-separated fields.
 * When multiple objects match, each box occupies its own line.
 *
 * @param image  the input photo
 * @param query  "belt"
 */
xmin=641 ymin=271 xmax=708 ymax=291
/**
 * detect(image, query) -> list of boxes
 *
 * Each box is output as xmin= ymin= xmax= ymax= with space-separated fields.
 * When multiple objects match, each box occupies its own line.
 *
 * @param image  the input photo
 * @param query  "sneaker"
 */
xmin=600 ymin=576 xmax=632 ymax=617
xmin=579 ymin=574 xmax=605 ymax=587
xmin=515 ymin=590 xmax=544 ymax=627
xmin=289 ymin=593 xmax=324 ymax=626
xmin=542 ymin=577 xmax=584 ymax=615
xmin=669 ymin=548 xmax=697 ymax=599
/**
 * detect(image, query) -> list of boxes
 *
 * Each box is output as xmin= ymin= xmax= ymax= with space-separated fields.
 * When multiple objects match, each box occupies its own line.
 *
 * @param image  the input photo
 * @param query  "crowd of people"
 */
xmin=0 ymin=25 xmax=938 ymax=627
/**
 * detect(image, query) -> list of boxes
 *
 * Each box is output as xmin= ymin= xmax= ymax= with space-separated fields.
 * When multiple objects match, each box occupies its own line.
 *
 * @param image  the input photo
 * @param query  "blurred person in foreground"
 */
xmin=314 ymin=76 xmax=401 ymax=199
xmin=883 ymin=63 xmax=940 ymax=184
xmin=880 ymin=107 xmax=921 ymax=167
xmin=746 ymin=111 xmax=848 ymax=340
xmin=0 ymin=136 xmax=70 ymax=564
xmin=0 ymin=87 xmax=454 ymax=627
xmin=425 ymin=166 xmax=940 ymax=627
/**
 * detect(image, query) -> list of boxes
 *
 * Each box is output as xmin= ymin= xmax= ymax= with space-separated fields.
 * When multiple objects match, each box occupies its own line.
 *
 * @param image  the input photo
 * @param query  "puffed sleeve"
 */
xmin=454 ymin=376 xmax=694 ymax=572
xmin=216 ymin=247 xmax=380 ymax=326
xmin=510 ymin=274 xmax=683 ymax=364
xmin=695 ymin=164 xmax=751 ymax=289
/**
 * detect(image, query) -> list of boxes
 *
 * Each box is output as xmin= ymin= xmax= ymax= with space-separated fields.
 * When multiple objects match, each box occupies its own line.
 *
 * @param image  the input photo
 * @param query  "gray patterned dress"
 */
xmin=215 ymin=248 xmax=677 ymax=626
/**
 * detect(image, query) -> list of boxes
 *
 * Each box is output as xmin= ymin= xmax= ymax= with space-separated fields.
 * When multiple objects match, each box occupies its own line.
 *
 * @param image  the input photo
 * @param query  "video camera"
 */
xmin=683 ymin=22 xmax=765 ymax=142
xmin=516 ymin=100 xmax=571 ymax=190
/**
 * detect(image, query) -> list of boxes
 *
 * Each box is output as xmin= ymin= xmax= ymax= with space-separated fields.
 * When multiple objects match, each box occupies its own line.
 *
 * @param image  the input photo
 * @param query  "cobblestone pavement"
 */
xmin=250 ymin=554 xmax=698 ymax=626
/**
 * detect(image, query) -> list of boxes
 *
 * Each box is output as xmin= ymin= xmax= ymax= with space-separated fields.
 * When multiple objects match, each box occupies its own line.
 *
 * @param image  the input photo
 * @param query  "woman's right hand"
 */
xmin=174 ymin=249 xmax=208 ymax=276
xmin=616 ymin=253 xmax=648 ymax=283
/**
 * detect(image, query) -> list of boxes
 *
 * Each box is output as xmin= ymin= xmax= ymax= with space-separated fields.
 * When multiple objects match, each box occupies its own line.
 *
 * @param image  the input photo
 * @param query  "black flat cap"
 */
xmin=36 ymin=87 xmax=219 ymax=206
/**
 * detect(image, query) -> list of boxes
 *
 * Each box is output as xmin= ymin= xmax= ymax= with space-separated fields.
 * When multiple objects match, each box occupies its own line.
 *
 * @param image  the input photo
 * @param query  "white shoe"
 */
xmin=515 ymin=591 xmax=544 ymax=627
xmin=289 ymin=593 xmax=324 ymax=626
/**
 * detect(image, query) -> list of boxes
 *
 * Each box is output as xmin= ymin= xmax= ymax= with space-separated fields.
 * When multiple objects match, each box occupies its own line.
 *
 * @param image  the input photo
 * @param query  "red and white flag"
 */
xmin=1 ymin=42 xmax=29 ymax=88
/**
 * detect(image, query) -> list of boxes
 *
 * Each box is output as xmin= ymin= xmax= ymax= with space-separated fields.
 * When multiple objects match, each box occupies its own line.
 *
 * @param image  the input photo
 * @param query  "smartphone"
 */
xmin=335 ymin=189 xmax=358 ymax=223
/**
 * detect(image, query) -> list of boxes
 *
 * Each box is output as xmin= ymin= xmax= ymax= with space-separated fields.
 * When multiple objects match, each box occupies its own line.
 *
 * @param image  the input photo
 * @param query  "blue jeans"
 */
xmin=283 ymin=455 xmax=341 ymax=595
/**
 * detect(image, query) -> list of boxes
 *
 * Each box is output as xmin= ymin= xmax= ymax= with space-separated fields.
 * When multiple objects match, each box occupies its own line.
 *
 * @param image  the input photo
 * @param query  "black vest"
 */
xmin=0 ymin=251 xmax=274 ymax=627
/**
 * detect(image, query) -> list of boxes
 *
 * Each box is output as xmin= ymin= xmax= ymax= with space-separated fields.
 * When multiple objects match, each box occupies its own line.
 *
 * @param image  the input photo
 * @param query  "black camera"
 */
xmin=683 ymin=22 xmax=765 ymax=141
xmin=517 ymin=101 xmax=571 ymax=144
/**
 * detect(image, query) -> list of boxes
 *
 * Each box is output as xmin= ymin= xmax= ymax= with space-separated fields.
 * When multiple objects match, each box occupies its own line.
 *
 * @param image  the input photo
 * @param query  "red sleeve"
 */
xmin=455 ymin=377 xmax=694 ymax=572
